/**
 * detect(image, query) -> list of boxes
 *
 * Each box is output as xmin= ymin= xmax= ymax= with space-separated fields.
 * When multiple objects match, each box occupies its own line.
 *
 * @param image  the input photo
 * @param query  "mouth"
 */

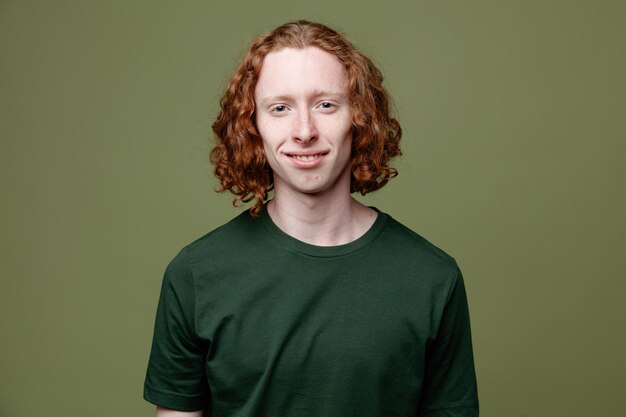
xmin=290 ymin=154 xmax=324 ymax=162
xmin=284 ymin=151 xmax=329 ymax=167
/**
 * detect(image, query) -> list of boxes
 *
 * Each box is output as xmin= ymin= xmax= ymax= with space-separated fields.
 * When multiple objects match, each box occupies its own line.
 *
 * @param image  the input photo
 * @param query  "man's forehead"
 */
xmin=255 ymin=47 xmax=349 ymax=100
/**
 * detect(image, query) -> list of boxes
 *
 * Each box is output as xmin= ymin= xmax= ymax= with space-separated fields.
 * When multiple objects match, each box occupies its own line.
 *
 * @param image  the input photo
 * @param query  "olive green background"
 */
xmin=1 ymin=1 xmax=624 ymax=416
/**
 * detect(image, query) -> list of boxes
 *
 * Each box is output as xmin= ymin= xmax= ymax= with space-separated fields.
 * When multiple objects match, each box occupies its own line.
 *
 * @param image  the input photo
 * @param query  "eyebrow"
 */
xmin=260 ymin=90 xmax=347 ymax=106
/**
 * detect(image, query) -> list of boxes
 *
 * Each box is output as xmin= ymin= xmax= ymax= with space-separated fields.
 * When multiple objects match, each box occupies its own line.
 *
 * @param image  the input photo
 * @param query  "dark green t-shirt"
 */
xmin=144 ymin=207 xmax=479 ymax=416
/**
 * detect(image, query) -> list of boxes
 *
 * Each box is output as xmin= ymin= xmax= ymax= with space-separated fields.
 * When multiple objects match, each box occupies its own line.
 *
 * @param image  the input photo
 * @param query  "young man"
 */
xmin=144 ymin=20 xmax=479 ymax=417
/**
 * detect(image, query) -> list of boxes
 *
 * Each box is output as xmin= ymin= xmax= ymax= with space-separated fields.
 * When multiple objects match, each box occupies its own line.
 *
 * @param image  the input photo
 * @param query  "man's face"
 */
xmin=254 ymin=47 xmax=352 ymax=198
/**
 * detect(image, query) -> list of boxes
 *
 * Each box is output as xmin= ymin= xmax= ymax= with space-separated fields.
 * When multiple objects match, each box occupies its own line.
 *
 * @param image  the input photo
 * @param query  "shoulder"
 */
xmin=178 ymin=209 xmax=254 ymax=252
xmin=164 ymin=209 xmax=264 ymax=277
xmin=381 ymin=213 xmax=457 ymax=262
xmin=376 ymin=211 xmax=461 ymax=287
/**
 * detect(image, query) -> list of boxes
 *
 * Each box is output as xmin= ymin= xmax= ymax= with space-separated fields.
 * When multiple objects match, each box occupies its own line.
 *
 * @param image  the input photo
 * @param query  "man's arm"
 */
xmin=156 ymin=406 xmax=203 ymax=417
xmin=416 ymin=267 xmax=479 ymax=416
xmin=145 ymin=252 xmax=210 ymax=412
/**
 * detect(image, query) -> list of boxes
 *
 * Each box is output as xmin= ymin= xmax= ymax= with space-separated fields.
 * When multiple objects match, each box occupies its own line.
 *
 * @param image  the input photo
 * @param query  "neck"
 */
xmin=267 ymin=187 xmax=377 ymax=247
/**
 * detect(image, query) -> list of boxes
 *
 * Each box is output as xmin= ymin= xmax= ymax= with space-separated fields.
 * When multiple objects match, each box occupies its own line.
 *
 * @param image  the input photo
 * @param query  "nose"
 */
xmin=292 ymin=110 xmax=318 ymax=143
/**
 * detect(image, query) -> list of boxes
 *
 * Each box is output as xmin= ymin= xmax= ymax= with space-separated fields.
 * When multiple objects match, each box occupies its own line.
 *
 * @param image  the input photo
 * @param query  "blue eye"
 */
xmin=320 ymin=102 xmax=334 ymax=109
xmin=273 ymin=105 xmax=287 ymax=113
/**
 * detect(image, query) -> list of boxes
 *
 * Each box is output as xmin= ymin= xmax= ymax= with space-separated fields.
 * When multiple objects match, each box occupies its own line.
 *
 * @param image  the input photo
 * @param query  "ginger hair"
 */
xmin=210 ymin=20 xmax=402 ymax=216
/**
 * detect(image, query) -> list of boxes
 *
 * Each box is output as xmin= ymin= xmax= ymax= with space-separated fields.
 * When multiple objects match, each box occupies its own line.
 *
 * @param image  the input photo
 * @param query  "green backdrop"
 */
xmin=1 ymin=1 xmax=624 ymax=416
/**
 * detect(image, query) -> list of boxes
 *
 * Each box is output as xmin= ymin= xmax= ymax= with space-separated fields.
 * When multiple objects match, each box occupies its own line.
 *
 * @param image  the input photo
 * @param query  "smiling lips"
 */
xmin=285 ymin=152 xmax=328 ymax=167
xmin=293 ymin=154 xmax=322 ymax=162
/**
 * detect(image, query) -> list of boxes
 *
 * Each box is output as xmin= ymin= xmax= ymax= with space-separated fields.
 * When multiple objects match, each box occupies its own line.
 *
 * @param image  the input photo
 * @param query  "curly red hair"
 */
xmin=210 ymin=20 xmax=402 ymax=216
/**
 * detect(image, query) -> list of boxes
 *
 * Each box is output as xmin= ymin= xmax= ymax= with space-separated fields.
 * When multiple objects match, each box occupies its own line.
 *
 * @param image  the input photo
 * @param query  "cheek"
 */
xmin=256 ymin=124 xmax=275 ymax=153
xmin=343 ymin=137 xmax=353 ymax=163
xmin=261 ymin=141 xmax=277 ymax=167
xmin=255 ymin=118 xmax=269 ymax=143
xmin=340 ymin=124 xmax=353 ymax=152
xmin=333 ymin=133 xmax=353 ymax=169
xmin=256 ymin=117 xmax=282 ymax=147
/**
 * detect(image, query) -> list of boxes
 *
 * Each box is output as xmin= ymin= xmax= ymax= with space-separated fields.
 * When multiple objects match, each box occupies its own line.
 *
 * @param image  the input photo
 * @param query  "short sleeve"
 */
xmin=143 ymin=249 xmax=211 ymax=411
xmin=417 ymin=267 xmax=479 ymax=417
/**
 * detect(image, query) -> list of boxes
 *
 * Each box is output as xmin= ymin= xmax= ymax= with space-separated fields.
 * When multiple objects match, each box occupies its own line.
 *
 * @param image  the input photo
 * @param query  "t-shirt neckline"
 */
xmin=258 ymin=203 xmax=387 ymax=258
